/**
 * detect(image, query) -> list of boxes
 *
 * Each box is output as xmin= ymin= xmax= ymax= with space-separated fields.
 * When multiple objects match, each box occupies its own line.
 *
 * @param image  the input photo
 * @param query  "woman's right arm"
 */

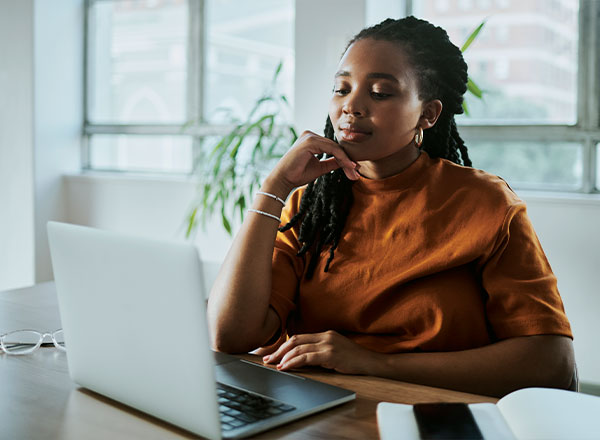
xmin=207 ymin=131 xmax=360 ymax=353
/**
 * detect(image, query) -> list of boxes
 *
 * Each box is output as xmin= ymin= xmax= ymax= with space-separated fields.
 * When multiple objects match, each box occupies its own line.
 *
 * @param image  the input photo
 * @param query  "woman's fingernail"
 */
xmin=263 ymin=355 xmax=270 ymax=361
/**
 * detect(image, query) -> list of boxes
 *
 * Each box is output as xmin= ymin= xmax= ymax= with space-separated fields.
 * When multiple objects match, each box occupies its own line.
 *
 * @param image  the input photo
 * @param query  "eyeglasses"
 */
xmin=0 ymin=329 xmax=66 ymax=355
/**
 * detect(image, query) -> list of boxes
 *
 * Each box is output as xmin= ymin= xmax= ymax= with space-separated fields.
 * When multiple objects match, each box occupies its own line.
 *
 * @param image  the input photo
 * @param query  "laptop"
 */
xmin=47 ymin=221 xmax=355 ymax=439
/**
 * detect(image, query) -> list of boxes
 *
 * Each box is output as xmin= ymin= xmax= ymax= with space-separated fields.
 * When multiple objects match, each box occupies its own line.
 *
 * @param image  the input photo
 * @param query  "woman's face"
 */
xmin=328 ymin=38 xmax=431 ymax=176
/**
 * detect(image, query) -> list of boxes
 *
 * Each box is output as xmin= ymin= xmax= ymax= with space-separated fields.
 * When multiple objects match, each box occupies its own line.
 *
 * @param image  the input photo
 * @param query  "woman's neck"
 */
xmin=357 ymin=145 xmax=422 ymax=180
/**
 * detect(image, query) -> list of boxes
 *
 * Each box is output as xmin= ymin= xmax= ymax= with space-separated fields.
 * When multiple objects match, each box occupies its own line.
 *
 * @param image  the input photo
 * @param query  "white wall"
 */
xmin=0 ymin=0 xmax=83 ymax=291
xmin=522 ymin=193 xmax=600 ymax=386
xmin=33 ymin=0 xmax=83 ymax=282
xmin=0 ymin=0 xmax=35 ymax=290
xmin=65 ymin=173 xmax=233 ymax=264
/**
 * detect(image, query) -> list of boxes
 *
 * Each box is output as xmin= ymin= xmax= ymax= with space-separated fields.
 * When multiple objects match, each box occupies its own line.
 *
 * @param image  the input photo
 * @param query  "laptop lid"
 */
xmin=47 ymin=221 xmax=222 ymax=440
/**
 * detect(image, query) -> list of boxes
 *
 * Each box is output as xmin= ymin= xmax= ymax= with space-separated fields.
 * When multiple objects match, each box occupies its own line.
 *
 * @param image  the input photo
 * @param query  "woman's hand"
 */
xmin=266 ymin=131 xmax=361 ymax=196
xmin=261 ymin=330 xmax=377 ymax=374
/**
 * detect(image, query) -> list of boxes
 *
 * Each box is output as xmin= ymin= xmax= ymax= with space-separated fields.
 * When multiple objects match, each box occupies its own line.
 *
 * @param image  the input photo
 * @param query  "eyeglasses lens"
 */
xmin=1 ymin=330 xmax=41 ymax=355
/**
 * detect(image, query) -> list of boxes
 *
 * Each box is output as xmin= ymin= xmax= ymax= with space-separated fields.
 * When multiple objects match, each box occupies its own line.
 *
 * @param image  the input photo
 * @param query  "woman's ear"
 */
xmin=419 ymin=99 xmax=443 ymax=129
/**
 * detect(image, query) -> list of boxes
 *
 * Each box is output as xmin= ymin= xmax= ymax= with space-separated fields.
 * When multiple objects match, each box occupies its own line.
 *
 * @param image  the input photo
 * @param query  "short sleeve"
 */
xmin=265 ymin=188 xmax=306 ymax=347
xmin=481 ymin=204 xmax=573 ymax=340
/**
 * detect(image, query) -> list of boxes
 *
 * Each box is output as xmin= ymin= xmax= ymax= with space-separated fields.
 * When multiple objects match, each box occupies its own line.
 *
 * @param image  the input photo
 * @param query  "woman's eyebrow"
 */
xmin=334 ymin=70 xmax=399 ymax=83
xmin=366 ymin=72 xmax=399 ymax=83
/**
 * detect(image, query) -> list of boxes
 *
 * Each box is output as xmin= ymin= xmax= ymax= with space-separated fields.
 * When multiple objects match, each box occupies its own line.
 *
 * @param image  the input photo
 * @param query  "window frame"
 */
xmin=82 ymin=0 xmax=214 ymax=174
xmin=83 ymin=0 xmax=600 ymax=193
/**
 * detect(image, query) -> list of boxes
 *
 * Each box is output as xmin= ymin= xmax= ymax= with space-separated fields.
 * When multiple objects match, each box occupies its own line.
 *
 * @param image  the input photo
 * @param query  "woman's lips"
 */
xmin=338 ymin=128 xmax=372 ymax=142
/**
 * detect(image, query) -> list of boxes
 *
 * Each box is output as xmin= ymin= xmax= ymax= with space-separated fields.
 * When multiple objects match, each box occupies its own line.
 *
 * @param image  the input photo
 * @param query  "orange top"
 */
xmin=268 ymin=152 xmax=572 ymax=353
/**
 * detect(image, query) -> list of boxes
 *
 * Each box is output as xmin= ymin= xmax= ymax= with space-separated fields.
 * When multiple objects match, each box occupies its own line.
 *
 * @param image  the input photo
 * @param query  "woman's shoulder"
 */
xmin=429 ymin=155 xmax=523 ymax=209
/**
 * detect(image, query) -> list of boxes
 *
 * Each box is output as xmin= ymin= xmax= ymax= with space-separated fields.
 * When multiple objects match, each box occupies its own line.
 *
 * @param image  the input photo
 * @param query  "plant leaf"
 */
xmin=272 ymin=60 xmax=283 ymax=84
xmin=221 ymin=211 xmax=232 ymax=235
xmin=201 ymin=183 xmax=211 ymax=208
xmin=462 ymin=100 xmax=470 ymax=116
xmin=467 ymin=77 xmax=483 ymax=98
xmin=185 ymin=207 xmax=198 ymax=238
xmin=247 ymin=96 xmax=274 ymax=120
xmin=229 ymin=114 xmax=275 ymax=160
xmin=228 ymin=136 xmax=244 ymax=160
xmin=266 ymin=136 xmax=281 ymax=156
xmin=208 ymin=188 xmax=223 ymax=212
xmin=209 ymin=130 xmax=236 ymax=159
xmin=266 ymin=115 xmax=275 ymax=136
xmin=251 ymin=132 xmax=265 ymax=163
xmin=236 ymin=195 xmax=246 ymax=221
xmin=289 ymin=126 xmax=298 ymax=142
xmin=461 ymin=20 xmax=486 ymax=53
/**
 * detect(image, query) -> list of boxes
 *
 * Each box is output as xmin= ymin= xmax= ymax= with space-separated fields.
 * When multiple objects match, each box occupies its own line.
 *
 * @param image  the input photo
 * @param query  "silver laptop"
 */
xmin=47 ymin=221 xmax=355 ymax=439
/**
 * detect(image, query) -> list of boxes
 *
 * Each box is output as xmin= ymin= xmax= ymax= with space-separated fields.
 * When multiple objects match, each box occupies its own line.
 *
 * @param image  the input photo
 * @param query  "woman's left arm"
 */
xmin=263 ymin=331 xmax=575 ymax=397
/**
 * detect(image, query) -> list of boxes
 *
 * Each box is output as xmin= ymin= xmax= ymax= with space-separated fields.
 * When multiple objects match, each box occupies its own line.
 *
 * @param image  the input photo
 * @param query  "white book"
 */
xmin=377 ymin=387 xmax=600 ymax=440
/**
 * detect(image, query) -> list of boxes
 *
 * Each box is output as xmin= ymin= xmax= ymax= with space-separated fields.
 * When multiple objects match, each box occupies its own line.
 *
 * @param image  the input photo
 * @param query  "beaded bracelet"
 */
xmin=256 ymin=191 xmax=286 ymax=206
xmin=248 ymin=209 xmax=281 ymax=223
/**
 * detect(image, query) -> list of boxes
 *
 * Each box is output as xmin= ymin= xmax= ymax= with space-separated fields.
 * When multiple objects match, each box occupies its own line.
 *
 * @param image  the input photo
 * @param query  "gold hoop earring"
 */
xmin=414 ymin=126 xmax=424 ymax=147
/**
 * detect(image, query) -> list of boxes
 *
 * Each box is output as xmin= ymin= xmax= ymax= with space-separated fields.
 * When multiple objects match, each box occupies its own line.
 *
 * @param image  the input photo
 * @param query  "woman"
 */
xmin=207 ymin=17 xmax=574 ymax=397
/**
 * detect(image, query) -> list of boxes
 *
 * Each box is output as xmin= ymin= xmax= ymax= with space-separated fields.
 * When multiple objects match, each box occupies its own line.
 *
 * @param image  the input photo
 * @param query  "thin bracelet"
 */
xmin=256 ymin=191 xmax=286 ymax=206
xmin=248 ymin=209 xmax=281 ymax=223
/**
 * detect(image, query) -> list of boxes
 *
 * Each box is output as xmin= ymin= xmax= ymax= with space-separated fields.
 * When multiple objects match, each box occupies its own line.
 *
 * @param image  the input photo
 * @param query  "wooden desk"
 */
xmin=0 ymin=283 xmax=497 ymax=439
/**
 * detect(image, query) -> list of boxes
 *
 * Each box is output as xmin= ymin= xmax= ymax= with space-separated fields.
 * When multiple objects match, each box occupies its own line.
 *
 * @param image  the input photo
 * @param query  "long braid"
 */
xmin=279 ymin=16 xmax=471 ymax=279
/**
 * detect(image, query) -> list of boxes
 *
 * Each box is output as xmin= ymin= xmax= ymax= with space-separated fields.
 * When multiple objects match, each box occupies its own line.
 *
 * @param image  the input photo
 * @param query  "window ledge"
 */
xmin=518 ymin=190 xmax=600 ymax=206
xmin=64 ymin=171 xmax=196 ymax=185
xmin=65 ymin=172 xmax=600 ymax=206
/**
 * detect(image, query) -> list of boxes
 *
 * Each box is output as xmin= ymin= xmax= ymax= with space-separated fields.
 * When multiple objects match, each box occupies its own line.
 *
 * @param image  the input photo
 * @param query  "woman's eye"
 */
xmin=334 ymin=88 xmax=349 ymax=96
xmin=371 ymin=91 xmax=391 ymax=99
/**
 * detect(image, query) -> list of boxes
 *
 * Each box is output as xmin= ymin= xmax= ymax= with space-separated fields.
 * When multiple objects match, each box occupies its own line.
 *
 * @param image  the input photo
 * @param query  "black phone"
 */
xmin=413 ymin=402 xmax=483 ymax=439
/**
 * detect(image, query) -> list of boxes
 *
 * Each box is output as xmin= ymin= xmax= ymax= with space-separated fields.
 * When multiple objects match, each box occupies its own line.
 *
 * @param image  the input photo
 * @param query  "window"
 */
xmin=415 ymin=1 xmax=579 ymax=125
xmin=84 ymin=0 xmax=294 ymax=174
xmin=388 ymin=0 xmax=600 ymax=193
xmin=87 ymin=0 xmax=189 ymax=125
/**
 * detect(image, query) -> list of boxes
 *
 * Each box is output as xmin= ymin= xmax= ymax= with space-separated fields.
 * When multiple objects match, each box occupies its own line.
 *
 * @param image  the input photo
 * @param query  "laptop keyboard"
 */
xmin=217 ymin=382 xmax=296 ymax=432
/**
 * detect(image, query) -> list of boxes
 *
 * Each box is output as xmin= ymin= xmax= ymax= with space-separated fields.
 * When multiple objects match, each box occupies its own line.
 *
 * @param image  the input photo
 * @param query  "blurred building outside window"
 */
xmin=408 ymin=0 xmax=598 ymax=192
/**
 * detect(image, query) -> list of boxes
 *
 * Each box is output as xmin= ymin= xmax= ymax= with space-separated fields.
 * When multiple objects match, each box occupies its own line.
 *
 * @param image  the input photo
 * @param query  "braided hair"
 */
xmin=279 ymin=16 xmax=472 ymax=279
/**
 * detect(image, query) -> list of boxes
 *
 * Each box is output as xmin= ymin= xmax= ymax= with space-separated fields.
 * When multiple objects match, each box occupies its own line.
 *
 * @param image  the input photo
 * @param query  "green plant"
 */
xmin=184 ymin=62 xmax=297 ymax=237
xmin=461 ymin=20 xmax=486 ymax=115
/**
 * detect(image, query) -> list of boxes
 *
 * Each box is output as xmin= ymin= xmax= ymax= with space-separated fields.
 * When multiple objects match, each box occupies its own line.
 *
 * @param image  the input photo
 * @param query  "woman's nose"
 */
xmin=342 ymin=93 xmax=367 ymax=117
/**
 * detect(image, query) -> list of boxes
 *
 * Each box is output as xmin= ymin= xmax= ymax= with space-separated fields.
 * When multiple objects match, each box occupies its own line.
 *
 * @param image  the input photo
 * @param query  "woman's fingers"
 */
xmin=262 ymin=333 xmax=318 ymax=364
xmin=277 ymin=343 xmax=322 ymax=368
xmin=320 ymin=157 xmax=361 ymax=181
xmin=263 ymin=339 xmax=327 ymax=371
xmin=307 ymin=134 xmax=360 ymax=178
xmin=277 ymin=351 xmax=323 ymax=371
xmin=251 ymin=344 xmax=281 ymax=356
xmin=260 ymin=330 xmax=373 ymax=374
xmin=271 ymin=131 xmax=361 ymax=188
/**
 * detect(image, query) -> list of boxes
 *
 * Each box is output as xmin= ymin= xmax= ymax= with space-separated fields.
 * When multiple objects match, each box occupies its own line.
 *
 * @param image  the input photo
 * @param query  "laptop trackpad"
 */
xmin=212 ymin=350 xmax=240 ymax=366
xmin=215 ymin=359 xmax=306 ymax=400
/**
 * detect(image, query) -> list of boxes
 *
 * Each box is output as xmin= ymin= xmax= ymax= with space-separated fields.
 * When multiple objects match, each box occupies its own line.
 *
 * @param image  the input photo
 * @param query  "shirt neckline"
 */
xmin=353 ymin=151 xmax=432 ymax=194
